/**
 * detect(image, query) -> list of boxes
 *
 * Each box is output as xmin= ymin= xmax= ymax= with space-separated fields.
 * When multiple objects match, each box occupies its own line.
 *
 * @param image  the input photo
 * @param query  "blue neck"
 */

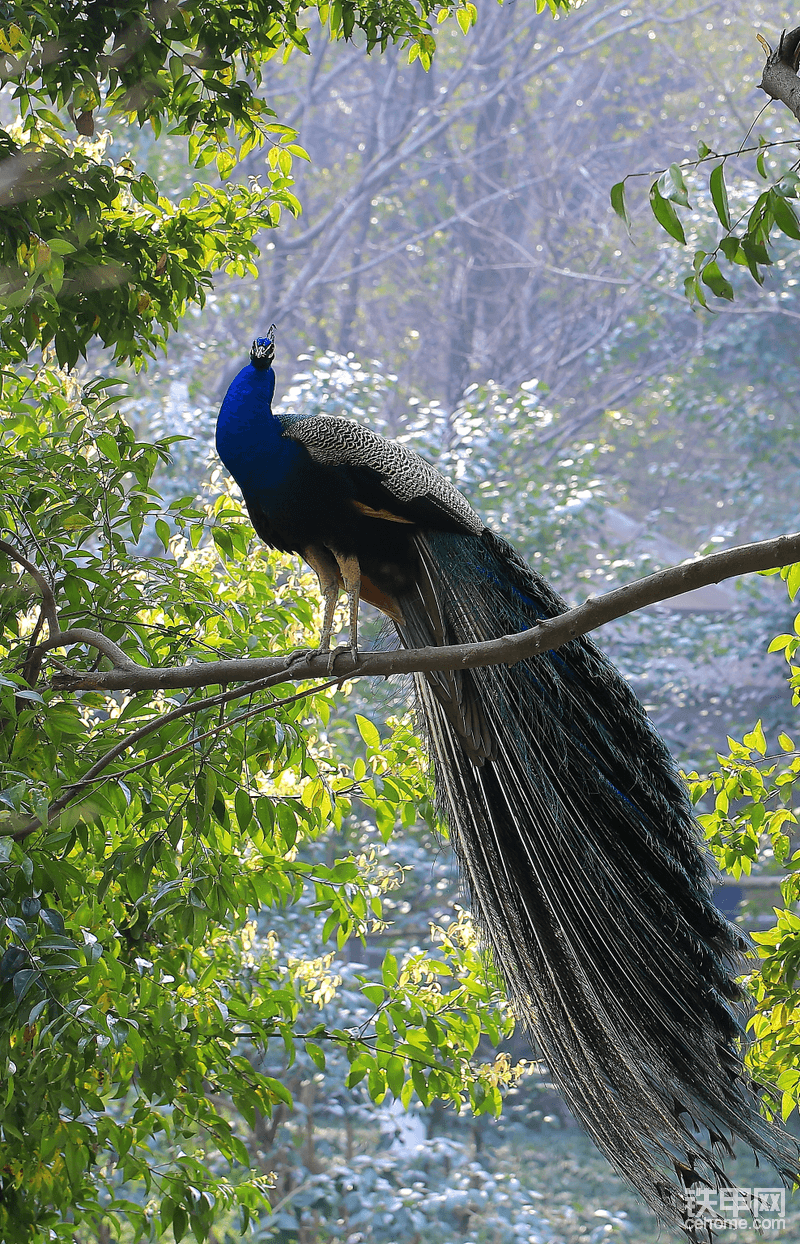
xmin=216 ymin=362 xmax=299 ymax=496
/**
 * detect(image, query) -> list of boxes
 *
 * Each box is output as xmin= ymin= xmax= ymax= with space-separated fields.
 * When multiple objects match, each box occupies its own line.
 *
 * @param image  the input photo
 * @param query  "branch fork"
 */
xmin=0 ymin=538 xmax=136 ymax=686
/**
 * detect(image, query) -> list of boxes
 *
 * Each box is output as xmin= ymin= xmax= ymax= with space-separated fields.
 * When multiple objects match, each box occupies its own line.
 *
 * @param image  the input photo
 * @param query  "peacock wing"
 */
xmin=281 ymin=414 xmax=484 ymax=536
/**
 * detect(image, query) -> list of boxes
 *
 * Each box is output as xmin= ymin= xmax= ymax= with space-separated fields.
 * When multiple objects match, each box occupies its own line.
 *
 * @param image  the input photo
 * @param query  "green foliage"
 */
xmin=683 ymin=567 xmax=800 ymax=1126
xmin=614 ymin=139 xmax=800 ymax=307
xmin=0 ymin=363 xmax=517 ymax=1241
xmin=0 ymin=129 xmax=294 ymax=368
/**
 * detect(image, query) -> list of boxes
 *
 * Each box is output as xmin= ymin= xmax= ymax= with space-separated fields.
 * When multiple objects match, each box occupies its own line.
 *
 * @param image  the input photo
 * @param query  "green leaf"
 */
xmin=235 ymin=788 xmax=253 ymax=832
xmin=263 ymin=1076 xmax=293 ymax=1107
xmin=346 ymin=1052 xmax=373 ymax=1088
xmin=305 ymin=1041 xmax=326 ymax=1069
xmin=0 ymin=945 xmax=27 ymax=981
xmin=47 ymin=238 xmax=77 ymax=255
xmin=13 ymin=968 xmax=37 ymax=1000
xmin=719 ymin=235 xmax=742 ymax=264
xmin=387 ymin=1055 xmax=405 ymax=1096
xmin=356 ymin=715 xmax=381 ymax=750
xmin=709 ymin=163 xmax=730 ymax=230
xmin=96 ymin=432 xmax=120 ymax=464
xmin=740 ymin=237 xmax=770 ymax=284
xmin=663 ymin=163 xmax=691 ymax=207
xmin=21 ymin=897 xmax=40 ymax=920
xmin=172 ymin=1206 xmax=188 ymax=1244
xmin=108 ymin=1016 xmax=130 ymax=1048
xmin=367 ymin=1065 xmax=386 ymax=1102
xmin=787 ymin=563 xmax=800 ymax=600
xmin=39 ymin=907 xmax=65 ymax=935
xmin=649 ymin=182 xmax=686 ymax=244
xmin=382 ymin=951 xmax=398 ymax=986
xmin=6 ymin=916 xmax=33 ymax=941
xmin=276 ymin=802 xmax=298 ymax=850
xmin=772 ymin=193 xmax=800 ymax=240
xmin=743 ymin=720 xmax=767 ymax=756
xmin=700 ymin=259 xmax=734 ymax=301
xmin=216 ymin=148 xmax=236 ymax=181
xmin=155 ymin=518 xmax=171 ymax=551
xmin=610 ymin=181 xmax=630 ymax=228
xmin=683 ymin=273 xmax=707 ymax=309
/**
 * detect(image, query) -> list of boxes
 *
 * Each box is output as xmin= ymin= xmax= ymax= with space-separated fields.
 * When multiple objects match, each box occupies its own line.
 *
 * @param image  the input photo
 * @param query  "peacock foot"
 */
xmin=286 ymin=647 xmax=323 ymax=668
xmin=325 ymin=643 xmax=359 ymax=674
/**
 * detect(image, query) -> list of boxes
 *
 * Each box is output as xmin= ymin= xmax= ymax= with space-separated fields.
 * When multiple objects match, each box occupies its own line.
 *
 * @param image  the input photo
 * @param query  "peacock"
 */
xmin=215 ymin=331 xmax=800 ymax=1236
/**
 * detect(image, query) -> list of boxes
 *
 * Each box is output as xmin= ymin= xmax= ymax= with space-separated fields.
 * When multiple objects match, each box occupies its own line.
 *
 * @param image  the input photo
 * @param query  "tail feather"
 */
xmin=396 ymin=528 xmax=799 ymax=1230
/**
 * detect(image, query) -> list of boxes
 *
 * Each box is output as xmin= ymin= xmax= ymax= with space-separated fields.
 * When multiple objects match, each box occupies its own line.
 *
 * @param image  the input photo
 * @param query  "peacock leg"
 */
xmin=287 ymin=546 xmax=341 ymax=665
xmin=326 ymin=551 xmax=361 ymax=671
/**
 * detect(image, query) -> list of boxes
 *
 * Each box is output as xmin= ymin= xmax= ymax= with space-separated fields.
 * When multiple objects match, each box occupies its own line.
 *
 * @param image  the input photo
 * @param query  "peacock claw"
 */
xmin=326 ymin=644 xmax=359 ymax=674
xmin=286 ymin=647 xmax=320 ymax=668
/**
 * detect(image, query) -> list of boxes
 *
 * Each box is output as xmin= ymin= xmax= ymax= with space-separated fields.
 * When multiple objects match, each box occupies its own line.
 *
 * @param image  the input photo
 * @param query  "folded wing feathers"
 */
xmin=283 ymin=414 xmax=484 ymax=535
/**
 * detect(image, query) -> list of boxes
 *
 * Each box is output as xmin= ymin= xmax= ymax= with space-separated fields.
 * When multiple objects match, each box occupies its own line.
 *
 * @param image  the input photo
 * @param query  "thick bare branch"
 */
xmin=33 ymin=627 xmax=138 ymax=671
xmin=758 ymin=26 xmax=800 ymax=122
xmin=46 ymin=530 xmax=800 ymax=696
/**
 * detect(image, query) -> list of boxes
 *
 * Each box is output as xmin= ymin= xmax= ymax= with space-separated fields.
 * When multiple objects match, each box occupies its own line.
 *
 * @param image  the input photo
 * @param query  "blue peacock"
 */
xmin=216 ymin=330 xmax=800 ymax=1236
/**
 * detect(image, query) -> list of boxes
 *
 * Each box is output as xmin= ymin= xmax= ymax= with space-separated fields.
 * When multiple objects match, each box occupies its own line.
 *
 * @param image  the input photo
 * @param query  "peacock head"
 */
xmin=250 ymin=326 xmax=276 ymax=370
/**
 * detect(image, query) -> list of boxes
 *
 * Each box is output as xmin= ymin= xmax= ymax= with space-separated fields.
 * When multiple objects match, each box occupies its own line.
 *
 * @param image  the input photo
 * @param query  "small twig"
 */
xmin=8 ymin=673 xmax=342 ymax=841
xmin=736 ymin=100 xmax=771 ymax=156
xmin=68 ymin=676 xmax=342 ymax=794
xmin=22 ymin=608 xmax=45 ymax=687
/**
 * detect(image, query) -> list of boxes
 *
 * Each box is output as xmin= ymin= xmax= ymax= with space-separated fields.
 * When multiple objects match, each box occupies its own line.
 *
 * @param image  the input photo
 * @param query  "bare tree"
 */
xmin=210 ymin=0 xmax=738 ymax=422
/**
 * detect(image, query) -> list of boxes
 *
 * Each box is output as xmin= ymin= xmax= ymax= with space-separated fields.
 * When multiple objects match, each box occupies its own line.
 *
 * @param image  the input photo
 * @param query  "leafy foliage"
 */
xmin=0 ymin=363 xmax=520 ymax=1240
xmin=613 ymin=136 xmax=800 ymax=306
xmin=0 ymin=128 xmax=294 ymax=368
xmin=677 ymin=570 xmax=800 ymax=1128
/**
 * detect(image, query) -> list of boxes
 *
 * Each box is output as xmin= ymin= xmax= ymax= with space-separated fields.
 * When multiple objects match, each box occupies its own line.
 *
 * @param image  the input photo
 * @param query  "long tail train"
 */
xmin=395 ymin=527 xmax=799 ymax=1233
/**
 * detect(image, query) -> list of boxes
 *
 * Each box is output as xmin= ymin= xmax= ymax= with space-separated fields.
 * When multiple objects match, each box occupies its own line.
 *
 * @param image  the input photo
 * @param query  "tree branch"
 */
xmin=46 ymin=530 xmax=800 ymax=696
xmin=32 ymin=627 xmax=138 ymax=671
xmin=0 ymin=537 xmax=59 ymax=635
xmin=8 ymin=531 xmax=799 ymax=842
xmin=758 ymin=26 xmax=800 ymax=123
